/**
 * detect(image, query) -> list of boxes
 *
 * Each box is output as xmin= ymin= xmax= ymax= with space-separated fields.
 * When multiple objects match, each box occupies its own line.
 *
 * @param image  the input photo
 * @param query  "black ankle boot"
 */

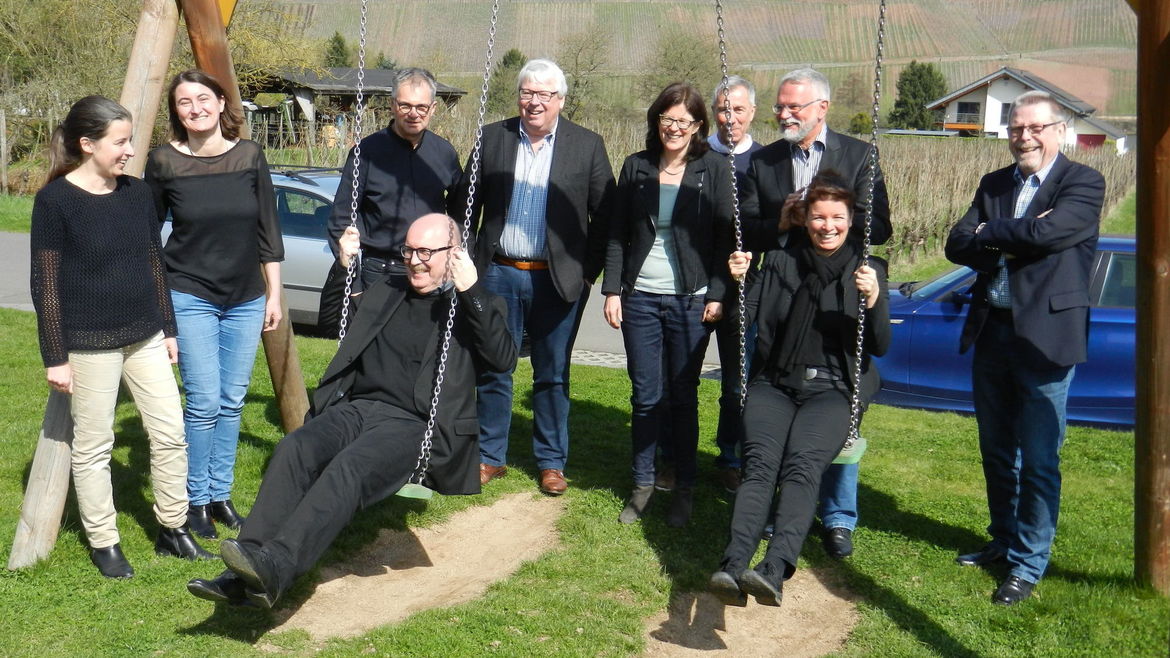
xmin=90 ymin=543 xmax=134 ymax=579
xmin=187 ymin=504 xmax=218 ymax=539
xmin=156 ymin=526 xmax=217 ymax=560
xmin=618 ymin=485 xmax=654 ymax=524
xmin=209 ymin=499 xmax=246 ymax=529
xmin=667 ymin=487 xmax=693 ymax=528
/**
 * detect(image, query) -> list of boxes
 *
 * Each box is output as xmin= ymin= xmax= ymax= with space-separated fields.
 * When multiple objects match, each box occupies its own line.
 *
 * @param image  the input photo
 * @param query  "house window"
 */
xmin=956 ymin=102 xmax=981 ymax=124
xmin=999 ymin=104 xmax=1011 ymax=125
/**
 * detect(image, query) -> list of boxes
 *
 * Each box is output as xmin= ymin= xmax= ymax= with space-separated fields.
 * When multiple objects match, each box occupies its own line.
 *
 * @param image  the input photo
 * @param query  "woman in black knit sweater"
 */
xmin=145 ymin=70 xmax=285 ymax=540
xmin=30 ymin=96 xmax=213 ymax=578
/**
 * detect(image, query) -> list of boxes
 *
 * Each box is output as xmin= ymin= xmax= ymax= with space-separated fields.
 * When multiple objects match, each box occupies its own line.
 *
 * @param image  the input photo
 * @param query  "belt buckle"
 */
xmin=804 ymin=367 xmax=818 ymax=381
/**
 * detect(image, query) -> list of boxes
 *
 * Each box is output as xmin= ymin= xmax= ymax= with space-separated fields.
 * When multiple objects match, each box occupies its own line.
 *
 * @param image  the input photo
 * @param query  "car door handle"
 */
xmin=890 ymin=318 xmax=904 ymax=325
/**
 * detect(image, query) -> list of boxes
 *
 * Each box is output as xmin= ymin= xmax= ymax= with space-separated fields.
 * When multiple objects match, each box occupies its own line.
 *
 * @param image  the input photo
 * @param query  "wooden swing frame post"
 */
xmin=1130 ymin=0 xmax=1170 ymax=596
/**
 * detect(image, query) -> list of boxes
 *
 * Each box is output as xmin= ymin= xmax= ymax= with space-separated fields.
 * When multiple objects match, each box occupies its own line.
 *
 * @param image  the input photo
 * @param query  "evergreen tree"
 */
xmin=375 ymin=52 xmax=397 ymax=70
xmin=324 ymin=31 xmax=353 ymax=68
xmin=887 ymin=61 xmax=947 ymax=130
xmin=486 ymin=48 xmax=527 ymax=116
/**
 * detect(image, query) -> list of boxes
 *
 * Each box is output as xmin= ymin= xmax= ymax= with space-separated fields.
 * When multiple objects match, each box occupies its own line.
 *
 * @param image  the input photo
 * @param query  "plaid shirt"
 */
xmin=986 ymin=157 xmax=1057 ymax=309
xmin=499 ymin=123 xmax=557 ymax=260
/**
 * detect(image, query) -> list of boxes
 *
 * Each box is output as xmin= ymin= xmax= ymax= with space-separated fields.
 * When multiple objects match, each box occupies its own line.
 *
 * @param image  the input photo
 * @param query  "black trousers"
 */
xmin=720 ymin=377 xmax=851 ymax=583
xmin=238 ymin=398 xmax=424 ymax=593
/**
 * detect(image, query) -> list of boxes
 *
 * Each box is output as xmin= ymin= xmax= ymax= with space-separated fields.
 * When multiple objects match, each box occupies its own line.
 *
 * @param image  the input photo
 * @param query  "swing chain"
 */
xmin=409 ymin=0 xmax=500 ymax=485
xmin=846 ymin=0 xmax=888 ymax=445
xmin=337 ymin=0 xmax=371 ymax=344
xmin=714 ymin=0 xmax=750 ymax=416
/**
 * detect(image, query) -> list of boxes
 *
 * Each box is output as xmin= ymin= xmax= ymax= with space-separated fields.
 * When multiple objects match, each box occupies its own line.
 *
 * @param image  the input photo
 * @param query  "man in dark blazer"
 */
xmin=187 ymin=214 xmax=516 ymax=609
xmin=945 ymin=91 xmax=1104 ymax=606
xmin=738 ymin=68 xmax=892 ymax=562
xmin=451 ymin=58 xmax=615 ymax=495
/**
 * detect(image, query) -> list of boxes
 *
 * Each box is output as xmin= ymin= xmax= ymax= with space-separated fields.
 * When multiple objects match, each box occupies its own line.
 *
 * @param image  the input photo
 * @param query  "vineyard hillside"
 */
xmin=271 ymin=0 xmax=1137 ymax=117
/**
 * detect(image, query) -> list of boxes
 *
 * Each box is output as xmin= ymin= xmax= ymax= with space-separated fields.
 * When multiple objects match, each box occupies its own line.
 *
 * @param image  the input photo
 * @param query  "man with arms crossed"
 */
xmin=945 ymin=91 xmax=1104 ymax=605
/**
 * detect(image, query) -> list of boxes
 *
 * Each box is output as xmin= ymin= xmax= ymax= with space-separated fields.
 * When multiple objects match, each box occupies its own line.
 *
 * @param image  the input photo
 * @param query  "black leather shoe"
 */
xmin=187 ymin=570 xmax=251 ymax=605
xmin=220 ymin=539 xmax=282 ymax=609
xmin=156 ymin=526 xmax=217 ymax=560
xmin=209 ymin=499 xmax=246 ymax=530
xmin=824 ymin=527 xmax=854 ymax=559
xmin=739 ymin=568 xmax=783 ymax=607
xmin=90 ymin=543 xmax=134 ymax=579
xmin=992 ymin=575 xmax=1034 ymax=606
xmin=186 ymin=504 xmax=218 ymax=540
xmin=956 ymin=544 xmax=1007 ymax=567
xmin=707 ymin=570 xmax=747 ymax=607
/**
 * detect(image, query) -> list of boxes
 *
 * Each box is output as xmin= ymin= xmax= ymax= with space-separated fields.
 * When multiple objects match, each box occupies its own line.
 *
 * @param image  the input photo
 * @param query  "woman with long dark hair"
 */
xmin=708 ymin=172 xmax=889 ymax=607
xmin=145 ymin=70 xmax=284 ymax=539
xmin=31 ymin=95 xmax=212 ymax=578
xmin=602 ymin=82 xmax=734 ymax=527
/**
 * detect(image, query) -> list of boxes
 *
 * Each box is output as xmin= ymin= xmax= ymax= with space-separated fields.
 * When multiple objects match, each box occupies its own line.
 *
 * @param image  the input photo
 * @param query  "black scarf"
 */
xmin=771 ymin=237 xmax=861 ymax=376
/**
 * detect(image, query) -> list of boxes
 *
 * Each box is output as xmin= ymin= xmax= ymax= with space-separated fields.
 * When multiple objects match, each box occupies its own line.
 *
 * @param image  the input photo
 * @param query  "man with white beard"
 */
xmin=737 ymin=67 xmax=891 ymax=563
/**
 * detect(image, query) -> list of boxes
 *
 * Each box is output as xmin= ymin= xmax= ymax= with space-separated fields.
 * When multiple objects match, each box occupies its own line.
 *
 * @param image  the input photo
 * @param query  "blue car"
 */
xmin=874 ymin=235 xmax=1135 ymax=428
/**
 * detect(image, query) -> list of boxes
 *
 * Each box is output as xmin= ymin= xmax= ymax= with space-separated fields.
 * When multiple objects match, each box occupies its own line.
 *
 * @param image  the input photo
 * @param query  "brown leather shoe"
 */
xmin=480 ymin=463 xmax=508 ymax=486
xmin=539 ymin=469 xmax=567 ymax=495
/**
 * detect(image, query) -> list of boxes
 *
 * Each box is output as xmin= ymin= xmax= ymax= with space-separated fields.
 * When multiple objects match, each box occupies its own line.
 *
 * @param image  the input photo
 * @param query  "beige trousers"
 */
xmin=69 ymin=331 xmax=188 ymax=548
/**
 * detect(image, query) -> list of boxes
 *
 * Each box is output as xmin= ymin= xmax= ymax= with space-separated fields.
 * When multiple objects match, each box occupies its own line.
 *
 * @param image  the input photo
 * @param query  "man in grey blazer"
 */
xmin=738 ymin=68 xmax=892 ymax=562
xmin=452 ymin=59 xmax=615 ymax=495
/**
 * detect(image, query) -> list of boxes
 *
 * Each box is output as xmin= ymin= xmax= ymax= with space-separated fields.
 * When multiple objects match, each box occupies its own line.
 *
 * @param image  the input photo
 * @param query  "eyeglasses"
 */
xmin=519 ymin=89 xmax=558 ymax=102
xmin=395 ymin=101 xmax=434 ymax=116
xmin=1007 ymin=121 xmax=1063 ymax=138
xmin=658 ymin=115 xmax=699 ymax=130
xmin=399 ymin=244 xmax=453 ymax=262
xmin=772 ymin=98 xmax=824 ymax=115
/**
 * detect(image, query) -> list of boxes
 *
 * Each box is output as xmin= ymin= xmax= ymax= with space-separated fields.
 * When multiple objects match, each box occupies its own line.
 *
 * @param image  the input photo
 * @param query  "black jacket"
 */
xmin=450 ymin=116 xmax=616 ymax=303
xmin=944 ymin=153 xmax=1104 ymax=368
xmin=309 ymin=277 xmax=516 ymax=494
xmin=602 ymin=149 xmax=735 ymax=302
xmin=740 ymin=128 xmax=891 ymax=252
xmin=744 ymin=240 xmax=891 ymax=407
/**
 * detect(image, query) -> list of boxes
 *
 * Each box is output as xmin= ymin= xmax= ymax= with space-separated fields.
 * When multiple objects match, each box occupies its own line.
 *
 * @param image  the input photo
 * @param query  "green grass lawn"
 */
xmin=0 ymin=306 xmax=1165 ymax=656
xmin=0 ymin=194 xmax=33 ymax=233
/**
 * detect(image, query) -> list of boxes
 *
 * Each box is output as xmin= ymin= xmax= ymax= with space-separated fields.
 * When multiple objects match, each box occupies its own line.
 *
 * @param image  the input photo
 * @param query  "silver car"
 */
xmin=162 ymin=166 xmax=343 ymax=328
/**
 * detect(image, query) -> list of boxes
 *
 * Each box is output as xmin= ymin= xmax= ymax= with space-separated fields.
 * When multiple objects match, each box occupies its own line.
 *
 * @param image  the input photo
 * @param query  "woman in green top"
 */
xmin=602 ymin=82 xmax=735 ymax=528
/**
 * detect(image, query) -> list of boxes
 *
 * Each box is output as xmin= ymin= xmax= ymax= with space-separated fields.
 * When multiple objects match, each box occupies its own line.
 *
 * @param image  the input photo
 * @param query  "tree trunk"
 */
xmin=8 ymin=392 xmax=74 ymax=570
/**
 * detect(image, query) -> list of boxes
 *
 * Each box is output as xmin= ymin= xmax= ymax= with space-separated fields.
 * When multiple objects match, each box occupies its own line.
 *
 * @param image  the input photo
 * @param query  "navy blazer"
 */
xmin=310 ymin=277 xmax=516 ymax=495
xmin=451 ymin=116 xmax=616 ymax=303
xmin=744 ymin=240 xmax=891 ymax=408
xmin=944 ymin=153 xmax=1104 ymax=368
xmin=740 ymin=128 xmax=891 ymax=252
xmin=602 ymin=149 xmax=735 ymax=302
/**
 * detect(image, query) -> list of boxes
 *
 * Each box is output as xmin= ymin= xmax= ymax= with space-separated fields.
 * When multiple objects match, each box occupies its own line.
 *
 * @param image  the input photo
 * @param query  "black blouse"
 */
xmin=30 ymin=176 xmax=177 ymax=366
xmin=144 ymin=140 xmax=284 ymax=306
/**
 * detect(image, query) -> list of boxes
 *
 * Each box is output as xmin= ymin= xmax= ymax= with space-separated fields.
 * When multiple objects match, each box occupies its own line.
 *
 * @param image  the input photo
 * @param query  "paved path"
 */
xmin=0 ymin=232 xmax=32 ymax=312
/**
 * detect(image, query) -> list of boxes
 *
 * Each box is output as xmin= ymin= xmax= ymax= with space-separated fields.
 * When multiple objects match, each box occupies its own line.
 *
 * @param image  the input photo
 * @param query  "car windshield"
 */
xmin=907 ymin=266 xmax=976 ymax=301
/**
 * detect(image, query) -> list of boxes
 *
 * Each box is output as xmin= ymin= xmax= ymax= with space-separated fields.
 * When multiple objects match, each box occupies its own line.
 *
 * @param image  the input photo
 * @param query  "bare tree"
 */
xmin=556 ymin=22 xmax=611 ymax=121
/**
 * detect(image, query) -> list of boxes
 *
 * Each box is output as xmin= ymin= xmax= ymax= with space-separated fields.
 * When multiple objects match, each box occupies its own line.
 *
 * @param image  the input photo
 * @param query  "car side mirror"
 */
xmin=948 ymin=290 xmax=972 ymax=305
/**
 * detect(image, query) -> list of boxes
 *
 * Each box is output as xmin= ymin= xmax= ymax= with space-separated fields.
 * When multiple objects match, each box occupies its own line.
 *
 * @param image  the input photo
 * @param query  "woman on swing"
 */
xmin=708 ymin=172 xmax=889 ymax=607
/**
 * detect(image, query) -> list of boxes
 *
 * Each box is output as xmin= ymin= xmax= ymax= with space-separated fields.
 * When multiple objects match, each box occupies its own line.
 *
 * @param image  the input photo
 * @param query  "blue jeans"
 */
xmin=621 ymin=291 xmax=712 ymax=488
xmin=477 ymin=263 xmax=585 ymax=471
xmin=973 ymin=314 xmax=1075 ymax=584
xmin=818 ymin=462 xmax=859 ymax=531
xmin=171 ymin=290 xmax=266 ymax=505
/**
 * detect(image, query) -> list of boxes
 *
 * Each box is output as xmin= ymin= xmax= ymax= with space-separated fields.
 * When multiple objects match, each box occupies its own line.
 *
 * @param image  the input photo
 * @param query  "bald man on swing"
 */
xmin=186 ymin=214 xmax=516 ymax=608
